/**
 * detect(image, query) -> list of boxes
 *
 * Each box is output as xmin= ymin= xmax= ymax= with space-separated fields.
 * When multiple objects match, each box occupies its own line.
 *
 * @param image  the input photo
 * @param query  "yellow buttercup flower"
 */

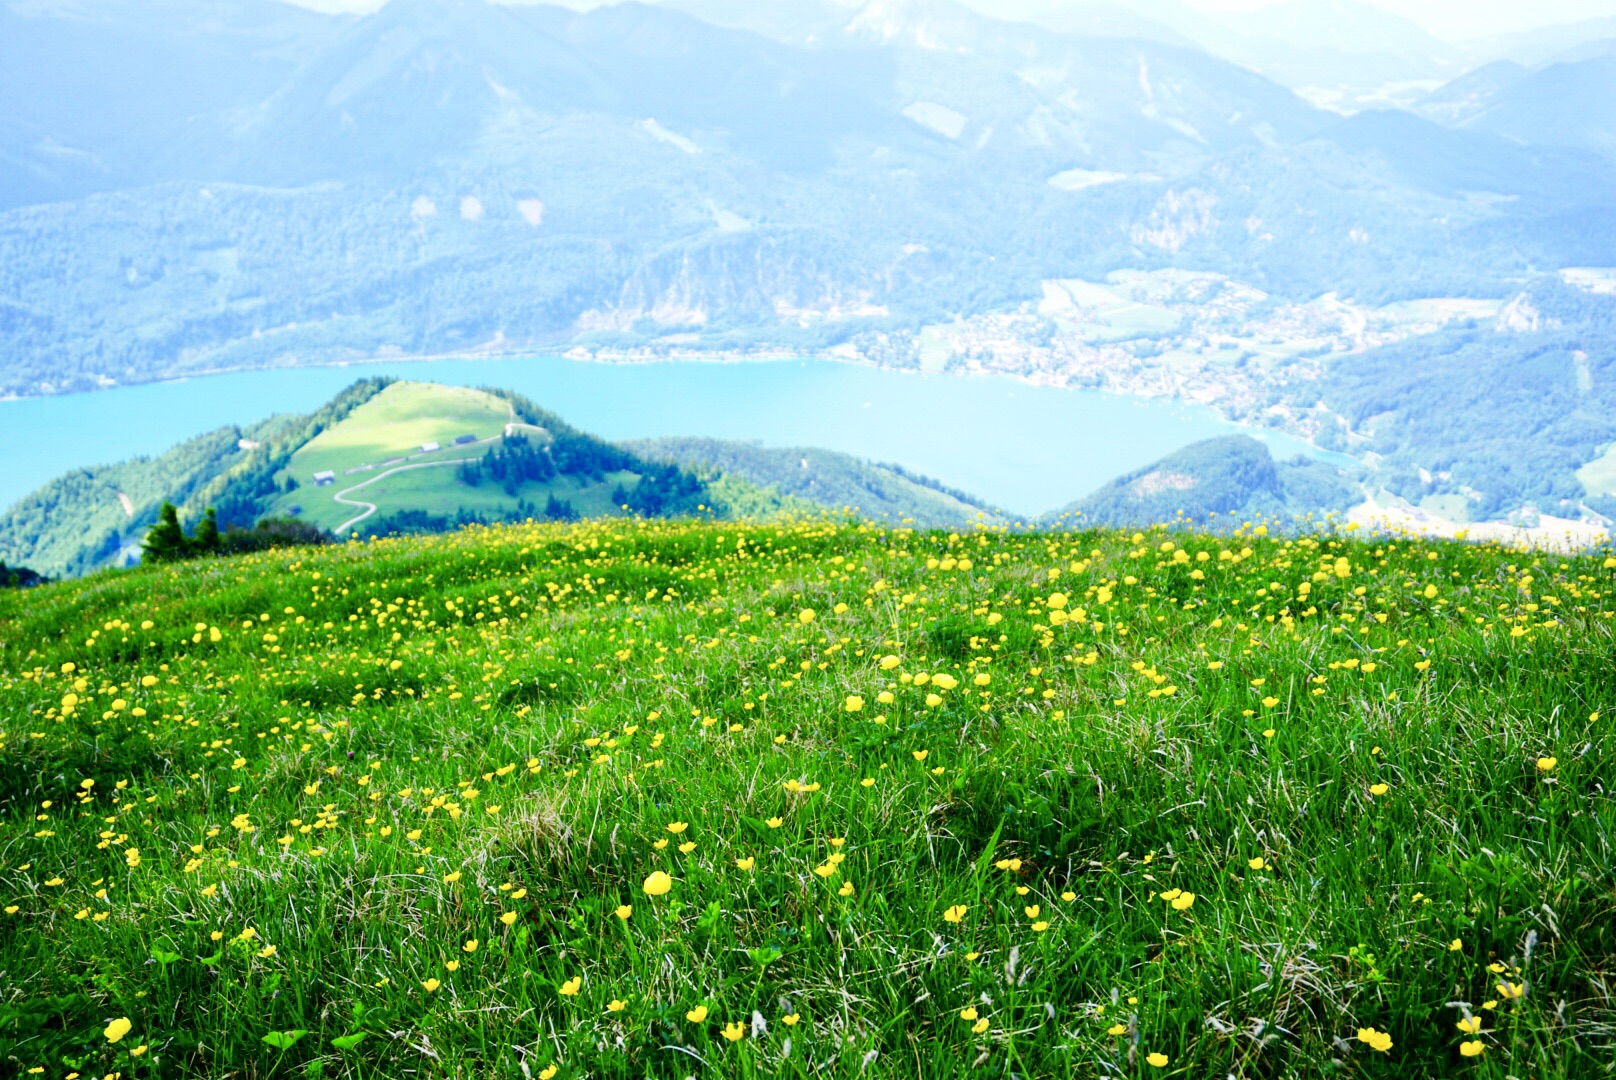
xmin=104 ymin=1017 xmax=132 ymax=1043
xmin=1459 ymin=1040 xmax=1485 ymax=1057
xmin=722 ymin=1021 xmax=745 ymax=1041
xmin=1356 ymin=1027 xmax=1392 ymax=1052
xmin=559 ymin=976 xmax=581 ymax=996
xmin=643 ymin=871 xmax=673 ymax=896
xmin=1146 ymin=1052 xmax=1168 ymax=1067
xmin=944 ymin=904 xmax=967 ymax=923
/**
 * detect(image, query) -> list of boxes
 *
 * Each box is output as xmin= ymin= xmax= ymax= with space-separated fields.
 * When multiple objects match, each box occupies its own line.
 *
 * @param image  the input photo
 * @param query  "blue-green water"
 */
xmin=0 ymin=356 xmax=1344 ymax=517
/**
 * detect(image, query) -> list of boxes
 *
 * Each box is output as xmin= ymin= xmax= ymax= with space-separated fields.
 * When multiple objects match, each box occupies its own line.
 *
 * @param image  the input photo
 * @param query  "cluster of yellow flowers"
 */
xmin=0 ymin=516 xmax=1608 ymax=1076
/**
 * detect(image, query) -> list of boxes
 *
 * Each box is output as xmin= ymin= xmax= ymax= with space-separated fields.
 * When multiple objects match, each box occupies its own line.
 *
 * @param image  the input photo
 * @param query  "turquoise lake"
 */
xmin=0 ymin=356 xmax=1342 ymax=518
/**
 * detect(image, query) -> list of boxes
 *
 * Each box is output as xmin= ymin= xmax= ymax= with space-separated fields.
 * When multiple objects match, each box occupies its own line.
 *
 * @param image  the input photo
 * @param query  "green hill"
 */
xmin=1051 ymin=435 xmax=1363 ymax=529
xmin=0 ymin=424 xmax=270 ymax=579
xmin=0 ymin=380 xmax=723 ymax=576
xmin=0 ymin=382 xmax=1017 ymax=579
xmin=0 ymin=391 xmax=1378 ymax=581
xmin=623 ymin=437 xmax=1004 ymax=528
xmin=0 ymin=517 xmax=1611 ymax=1077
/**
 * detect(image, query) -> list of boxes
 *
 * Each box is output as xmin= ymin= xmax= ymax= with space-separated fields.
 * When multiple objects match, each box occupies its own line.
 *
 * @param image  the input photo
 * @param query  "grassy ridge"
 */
xmin=1 ymin=519 xmax=1613 ymax=1078
xmin=622 ymin=437 xmax=1002 ymax=528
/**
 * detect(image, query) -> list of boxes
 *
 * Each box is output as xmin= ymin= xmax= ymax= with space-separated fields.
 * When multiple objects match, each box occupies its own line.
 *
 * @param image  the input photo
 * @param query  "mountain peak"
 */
xmin=845 ymin=0 xmax=993 ymax=49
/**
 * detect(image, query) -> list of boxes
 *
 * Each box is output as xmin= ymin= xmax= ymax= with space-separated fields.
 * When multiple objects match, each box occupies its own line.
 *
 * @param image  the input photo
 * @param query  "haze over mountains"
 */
xmin=2 ymin=0 xmax=1615 ymax=533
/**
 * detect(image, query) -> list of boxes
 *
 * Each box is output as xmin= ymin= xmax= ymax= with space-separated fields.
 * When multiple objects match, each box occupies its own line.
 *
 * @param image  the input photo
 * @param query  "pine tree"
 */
xmin=142 ymin=502 xmax=191 ymax=564
xmin=194 ymin=507 xmax=221 ymax=553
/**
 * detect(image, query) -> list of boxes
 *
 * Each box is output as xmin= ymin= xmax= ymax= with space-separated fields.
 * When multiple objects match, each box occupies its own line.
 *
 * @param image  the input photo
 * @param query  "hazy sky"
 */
xmin=285 ymin=0 xmax=1616 ymax=41
xmin=1183 ymin=0 xmax=1616 ymax=38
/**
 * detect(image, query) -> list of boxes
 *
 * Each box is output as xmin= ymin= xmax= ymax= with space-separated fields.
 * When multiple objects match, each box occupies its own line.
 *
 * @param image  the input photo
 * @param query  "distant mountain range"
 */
xmin=4 ymin=0 xmax=1612 ymax=395
xmin=2 ymin=0 xmax=1615 ymax=533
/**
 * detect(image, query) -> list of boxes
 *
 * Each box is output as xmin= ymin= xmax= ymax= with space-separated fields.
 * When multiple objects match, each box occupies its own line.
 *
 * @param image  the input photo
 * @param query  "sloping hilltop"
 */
xmin=1 ymin=521 xmax=1613 ymax=1077
xmin=0 ymin=378 xmax=1011 ymax=578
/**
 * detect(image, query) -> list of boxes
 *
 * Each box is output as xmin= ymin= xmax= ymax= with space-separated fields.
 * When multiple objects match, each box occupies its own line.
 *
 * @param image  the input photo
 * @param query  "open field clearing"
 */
xmin=1 ymin=519 xmax=1613 ymax=1078
xmin=283 ymin=384 xmax=513 ymax=484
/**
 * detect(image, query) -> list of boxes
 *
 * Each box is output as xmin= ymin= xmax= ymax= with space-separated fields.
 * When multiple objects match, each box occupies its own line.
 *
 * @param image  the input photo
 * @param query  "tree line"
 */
xmin=141 ymin=503 xmax=329 ymax=564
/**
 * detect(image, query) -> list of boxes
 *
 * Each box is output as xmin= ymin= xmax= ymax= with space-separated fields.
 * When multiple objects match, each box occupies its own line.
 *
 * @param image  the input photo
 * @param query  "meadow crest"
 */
xmin=1 ymin=519 xmax=1613 ymax=1078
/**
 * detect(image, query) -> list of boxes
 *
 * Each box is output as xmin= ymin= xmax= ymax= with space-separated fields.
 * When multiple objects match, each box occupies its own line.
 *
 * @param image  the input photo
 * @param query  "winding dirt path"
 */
xmin=330 ymin=459 xmax=475 ymax=536
xmin=328 ymin=404 xmax=542 ymax=535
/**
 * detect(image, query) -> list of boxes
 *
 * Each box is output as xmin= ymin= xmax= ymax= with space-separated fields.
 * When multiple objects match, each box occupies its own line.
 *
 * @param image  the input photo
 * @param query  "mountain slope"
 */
xmin=1458 ymin=57 xmax=1616 ymax=158
xmin=0 ymin=427 xmax=248 ymax=578
xmin=1011 ymin=0 xmax=1460 ymax=92
xmin=623 ymin=436 xmax=1003 ymax=527
xmin=4 ymin=378 xmax=1025 ymax=576
xmin=0 ymin=379 xmax=718 ymax=576
xmin=0 ymin=0 xmax=346 ymax=207
xmin=1051 ymin=435 xmax=1360 ymax=528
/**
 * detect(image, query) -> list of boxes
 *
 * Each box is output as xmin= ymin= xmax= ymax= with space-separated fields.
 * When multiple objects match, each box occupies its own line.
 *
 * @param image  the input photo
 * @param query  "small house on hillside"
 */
xmin=454 ymin=434 xmax=477 ymax=445
xmin=312 ymin=470 xmax=336 ymax=486
xmin=420 ymin=441 xmax=441 ymax=453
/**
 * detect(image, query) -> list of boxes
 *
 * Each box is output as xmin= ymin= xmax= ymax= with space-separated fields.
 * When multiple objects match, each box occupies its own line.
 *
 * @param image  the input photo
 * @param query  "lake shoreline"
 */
xmin=0 ymin=351 xmax=1352 ymax=520
xmin=2 ymin=341 xmax=1350 ymax=458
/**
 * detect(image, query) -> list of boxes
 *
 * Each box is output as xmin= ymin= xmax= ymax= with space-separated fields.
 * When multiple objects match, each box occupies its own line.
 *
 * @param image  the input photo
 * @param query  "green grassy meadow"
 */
xmin=282 ymin=383 xmax=512 ymax=483
xmin=1 ymin=518 xmax=1613 ymax=1078
xmin=268 ymin=383 xmax=554 ymax=531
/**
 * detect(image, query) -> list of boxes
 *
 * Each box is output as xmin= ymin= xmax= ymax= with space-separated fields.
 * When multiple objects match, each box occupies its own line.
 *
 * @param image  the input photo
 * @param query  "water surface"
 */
xmin=0 ymin=356 xmax=1340 ymax=517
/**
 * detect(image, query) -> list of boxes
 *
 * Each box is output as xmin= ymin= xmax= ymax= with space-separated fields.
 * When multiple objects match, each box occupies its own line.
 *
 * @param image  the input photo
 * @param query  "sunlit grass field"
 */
xmin=2 ymin=518 xmax=1613 ymax=1079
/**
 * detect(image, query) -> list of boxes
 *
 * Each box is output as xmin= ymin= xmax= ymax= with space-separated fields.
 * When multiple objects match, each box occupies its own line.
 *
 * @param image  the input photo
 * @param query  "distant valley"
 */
xmin=2 ymin=0 xmax=1615 ymax=537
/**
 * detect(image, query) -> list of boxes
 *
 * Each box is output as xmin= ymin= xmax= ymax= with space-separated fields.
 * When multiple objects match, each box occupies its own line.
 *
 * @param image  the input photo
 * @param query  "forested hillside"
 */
xmin=624 ymin=437 xmax=1002 ymax=528
xmin=1055 ymin=435 xmax=1361 ymax=528
xmin=3 ymin=0 xmax=1613 ymax=401
xmin=1316 ymin=279 xmax=1616 ymax=520
xmin=1 ymin=382 xmax=1017 ymax=577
